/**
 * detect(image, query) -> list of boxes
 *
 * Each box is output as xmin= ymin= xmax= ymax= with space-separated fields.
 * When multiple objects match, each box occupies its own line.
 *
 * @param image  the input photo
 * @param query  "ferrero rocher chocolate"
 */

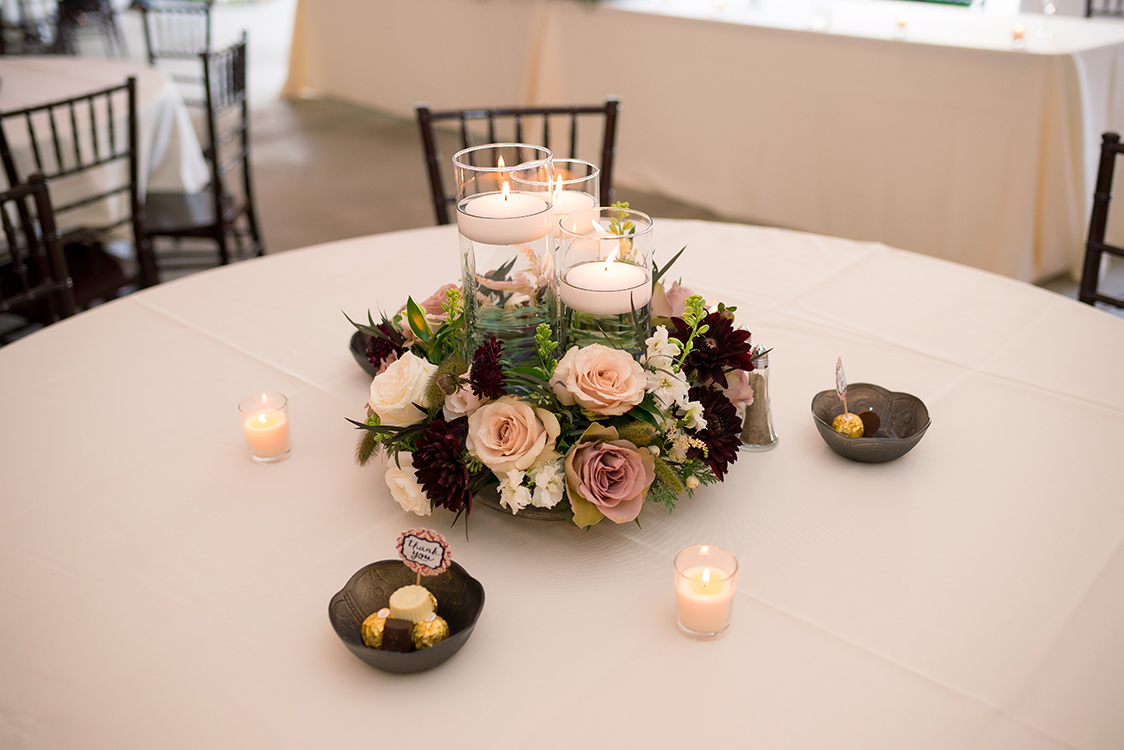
xmin=832 ymin=412 xmax=864 ymax=438
xmin=361 ymin=607 xmax=391 ymax=648
xmin=412 ymin=612 xmax=450 ymax=650
xmin=389 ymin=585 xmax=435 ymax=623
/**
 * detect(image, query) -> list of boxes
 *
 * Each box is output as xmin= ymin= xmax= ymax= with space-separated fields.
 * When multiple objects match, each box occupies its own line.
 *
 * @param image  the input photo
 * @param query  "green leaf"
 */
xmin=405 ymin=298 xmax=431 ymax=343
xmin=652 ymin=246 xmax=687 ymax=286
xmin=628 ymin=406 xmax=659 ymax=428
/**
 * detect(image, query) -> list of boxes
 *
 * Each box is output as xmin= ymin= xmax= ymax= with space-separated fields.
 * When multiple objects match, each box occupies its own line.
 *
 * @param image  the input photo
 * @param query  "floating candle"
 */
xmin=560 ymin=250 xmax=651 ymax=316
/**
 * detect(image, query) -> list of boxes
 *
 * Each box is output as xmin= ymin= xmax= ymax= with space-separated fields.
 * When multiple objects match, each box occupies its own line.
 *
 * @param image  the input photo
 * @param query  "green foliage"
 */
xmin=652 ymin=246 xmax=686 ymax=287
xmin=652 ymin=455 xmax=684 ymax=494
xmin=617 ymin=420 xmax=658 ymax=447
xmin=675 ymin=294 xmax=709 ymax=372
xmin=535 ymin=323 xmax=559 ymax=372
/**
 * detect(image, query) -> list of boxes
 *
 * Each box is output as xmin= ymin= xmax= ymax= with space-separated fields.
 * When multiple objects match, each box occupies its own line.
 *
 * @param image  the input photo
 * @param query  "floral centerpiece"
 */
xmin=348 ymin=256 xmax=757 ymax=529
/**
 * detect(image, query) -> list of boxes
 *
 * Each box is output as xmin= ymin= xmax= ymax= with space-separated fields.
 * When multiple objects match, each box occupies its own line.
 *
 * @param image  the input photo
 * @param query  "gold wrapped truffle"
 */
xmin=412 ymin=612 xmax=449 ymax=650
xmin=832 ymin=412 xmax=864 ymax=438
xmin=360 ymin=607 xmax=391 ymax=648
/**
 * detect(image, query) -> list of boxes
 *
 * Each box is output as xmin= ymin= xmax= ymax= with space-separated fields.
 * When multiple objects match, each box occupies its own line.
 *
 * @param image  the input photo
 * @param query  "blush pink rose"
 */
xmin=466 ymin=396 xmax=561 ymax=475
xmin=720 ymin=369 xmax=754 ymax=413
xmin=651 ymin=281 xmax=697 ymax=319
xmin=550 ymin=344 xmax=646 ymax=416
xmin=564 ymin=429 xmax=655 ymax=525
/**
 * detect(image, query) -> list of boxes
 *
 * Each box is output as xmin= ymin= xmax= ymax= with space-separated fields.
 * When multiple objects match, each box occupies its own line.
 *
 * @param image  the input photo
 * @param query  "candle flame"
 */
xmin=502 ymin=181 xmax=510 ymax=201
xmin=258 ymin=413 xmax=268 ymax=425
xmin=497 ymin=156 xmax=505 ymax=169
xmin=603 ymin=245 xmax=619 ymax=271
xmin=702 ymin=567 xmax=711 ymax=584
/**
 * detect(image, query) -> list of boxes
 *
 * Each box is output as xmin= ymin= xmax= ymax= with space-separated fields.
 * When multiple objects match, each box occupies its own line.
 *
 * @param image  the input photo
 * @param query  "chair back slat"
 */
xmin=140 ymin=0 xmax=214 ymax=63
xmin=1079 ymin=132 xmax=1124 ymax=309
xmin=414 ymin=97 xmax=622 ymax=226
xmin=0 ymin=173 xmax=77 ymax=327
xmin=1087 ymin=0 xmax=1124 ymax=15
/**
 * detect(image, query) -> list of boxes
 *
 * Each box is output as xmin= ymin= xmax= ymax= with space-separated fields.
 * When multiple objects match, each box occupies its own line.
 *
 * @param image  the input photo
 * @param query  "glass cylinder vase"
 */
xmin=514 ymin=158 xmax=599 ymax=243
xmin=454 ymin=143 xmax=554 ymax=365
xmin=557 ymin=206 xmax=653 ymax=353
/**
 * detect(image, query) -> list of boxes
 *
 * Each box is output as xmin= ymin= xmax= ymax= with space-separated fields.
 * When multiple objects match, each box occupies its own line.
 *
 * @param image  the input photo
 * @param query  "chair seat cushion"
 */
xmin=144 ymin=191 xmax=242 ymax=236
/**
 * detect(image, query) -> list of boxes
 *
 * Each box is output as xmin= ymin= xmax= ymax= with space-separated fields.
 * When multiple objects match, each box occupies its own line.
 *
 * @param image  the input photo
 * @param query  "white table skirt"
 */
xmin=1 ymin=221 xmax=1123 ymax=748
xmin=284 ymin=0 xmax=1124 ymax=283
xmin=0 ymin=56 xmax=209 ymax=231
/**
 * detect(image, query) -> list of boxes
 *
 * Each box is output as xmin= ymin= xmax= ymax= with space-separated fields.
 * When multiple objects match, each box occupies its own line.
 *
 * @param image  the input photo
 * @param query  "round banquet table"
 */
xmin=0 ymin=56 xmax=209 ymax=230
xmin=2 ymin=220 xmax=1123 ymax=749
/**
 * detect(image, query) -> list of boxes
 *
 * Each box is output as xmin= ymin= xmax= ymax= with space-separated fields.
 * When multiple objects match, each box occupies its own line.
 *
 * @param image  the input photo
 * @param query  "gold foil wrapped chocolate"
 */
xmin=360 ymin=607 xmax=391 ymax=648
xmin=832 ymin=412 xmax=864 ymax=438
xmin=412 ymin=612 xmax=450 ymax=650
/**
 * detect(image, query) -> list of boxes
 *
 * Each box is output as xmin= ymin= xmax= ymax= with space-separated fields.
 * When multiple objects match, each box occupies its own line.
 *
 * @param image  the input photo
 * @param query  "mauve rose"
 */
xmin=467 ymin=396 xmax=561 ymax=475
xmin=565 ymin=424 xmax=655 ymax=526
xmin=651 ymin=281 xmax=697 ymax=319
xmin=550 ymin=344 xmax=646 ymax=416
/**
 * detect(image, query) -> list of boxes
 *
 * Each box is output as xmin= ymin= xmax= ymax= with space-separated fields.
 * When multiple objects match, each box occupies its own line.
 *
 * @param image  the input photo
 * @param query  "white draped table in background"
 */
xmin=286 ymin=0 xmax=1124 ymax=283
xmin=2 ymin=221 xmax=1123 ymax=748
xmin=0 ymin=56 xmax=209 ymax=230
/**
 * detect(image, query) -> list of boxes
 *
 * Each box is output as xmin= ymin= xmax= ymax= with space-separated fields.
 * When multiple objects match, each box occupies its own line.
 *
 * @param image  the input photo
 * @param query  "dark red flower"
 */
xmin=469 ymin=335 xmax=506 ymax=399
xmin=669 ymin=311 xmax=753 ymax=385
xmin=686 ymin=386 xmax=741 ymax=480
xmin=365 ymin=322 xmax=406 ymax=372
xmin=412 ymin=418 xmax=473 ymax=513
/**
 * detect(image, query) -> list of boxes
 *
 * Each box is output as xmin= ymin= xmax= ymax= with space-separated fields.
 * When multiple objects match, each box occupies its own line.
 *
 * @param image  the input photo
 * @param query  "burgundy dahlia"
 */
xmin=670 ymin=311 xmax=753 ymax=385
xmin=365 ymin=322 xmax=406 ymax=372
xmin=469 ymin=335 xmax=506 ymax=399
xmin=412 ymin=418 xmax=473 ymax=513
xmin=686 ymin=386 xmax=742 ymax=480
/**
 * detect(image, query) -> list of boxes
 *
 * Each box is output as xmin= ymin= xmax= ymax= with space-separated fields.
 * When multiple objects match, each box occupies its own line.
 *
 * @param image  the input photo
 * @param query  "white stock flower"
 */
xmin=645 ymin=364 xmax=690 ymax=412
xmin=646 ymin=326 xmax=681 ymax=360
xmin=529 ymin=459 xmax=565 ymax=509
xmin=384 ymin=453 xmax=431 ymax=517
xmin=367 ymin=352 xmax=438 ymax=427
xmin=498 ymin=469 xmax=532 ymax=514
xmin=682 ymin=400 xmax=708 ymax=432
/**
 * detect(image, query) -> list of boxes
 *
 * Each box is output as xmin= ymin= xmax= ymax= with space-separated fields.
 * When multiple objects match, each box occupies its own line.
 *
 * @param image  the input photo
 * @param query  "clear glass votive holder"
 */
xmin=558 ymin=206 xmax=653 ymax=352
xmin=674 ymin=545 xmax=738 ymax=640
xmin=454 ymin=143 xmax=555 ymax=365
xmin=238 ymin=392 xmax=291 ymax=464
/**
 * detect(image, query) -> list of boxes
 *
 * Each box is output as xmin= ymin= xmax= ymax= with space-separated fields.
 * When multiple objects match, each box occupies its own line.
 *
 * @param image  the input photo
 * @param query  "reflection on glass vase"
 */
xmin=557 ymin=207 xmax=654 ymax=354
xmin=454 ymin=143 xmax=555 ymax=365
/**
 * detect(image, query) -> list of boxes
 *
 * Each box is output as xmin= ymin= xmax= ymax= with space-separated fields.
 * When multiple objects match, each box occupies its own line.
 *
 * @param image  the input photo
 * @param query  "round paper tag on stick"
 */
xmin=396 ymin=528 xmax=452 ymax=577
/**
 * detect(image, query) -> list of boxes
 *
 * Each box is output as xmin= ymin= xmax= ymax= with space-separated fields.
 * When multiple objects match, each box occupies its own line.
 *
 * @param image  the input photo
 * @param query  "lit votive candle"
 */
xmin=457 ymin=182 xmax=552 ymax=246
xmin=560 ymin=254 xmax=652 ymax=316
xmin=674 ymin=545 xmax=738 ymax=639
xmin=239 ymin=392 xmax=291 ymax=464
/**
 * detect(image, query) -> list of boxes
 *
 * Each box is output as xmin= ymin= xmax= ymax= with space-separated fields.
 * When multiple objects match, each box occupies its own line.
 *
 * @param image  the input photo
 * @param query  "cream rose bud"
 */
xmin=466 ymin=396 xmax=561 ymax=475
xmin=384 ymin=453 xmax=431 ymax=516
xmin=550 ymin=344 xmax=647 ymax=416
xmin=367 ymin=351 xmax=438 ymax=427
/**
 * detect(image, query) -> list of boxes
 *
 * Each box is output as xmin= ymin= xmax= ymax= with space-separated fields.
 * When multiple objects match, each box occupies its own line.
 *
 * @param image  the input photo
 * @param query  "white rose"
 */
xmin=367 ymin=352 xmax=438 ymax=427
xmin=384 ymin=453 xmax=431 ymax=516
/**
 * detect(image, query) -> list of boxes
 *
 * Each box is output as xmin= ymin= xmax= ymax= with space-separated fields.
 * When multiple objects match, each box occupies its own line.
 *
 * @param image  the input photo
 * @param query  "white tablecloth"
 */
xmin=0 ymin=56 xmax=209 ymax=231
xmin=285 ymin=0 xmax=1124 ymax=283
xmin=1 ymin=220 xmax=1123 ymax=748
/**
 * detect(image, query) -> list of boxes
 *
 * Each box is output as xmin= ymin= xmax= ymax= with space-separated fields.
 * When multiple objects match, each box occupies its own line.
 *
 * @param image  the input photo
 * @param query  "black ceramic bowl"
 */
xmin=811 ymin=383 xmax=931 ymax=463
xmin=349 ymin=331 xmax=377 ymax=377
xmin=329 ymin=560 xmax=484 ymax=674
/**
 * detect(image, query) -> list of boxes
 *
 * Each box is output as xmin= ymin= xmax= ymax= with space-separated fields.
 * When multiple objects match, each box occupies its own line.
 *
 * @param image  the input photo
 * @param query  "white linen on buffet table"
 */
xmin=2 ymin=221 xmax=1123 ymax=749
xmin=0 ymin=56 xmax=209 ymax=231
xmin=284 ymin=0 xmax=1124 ymax=283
